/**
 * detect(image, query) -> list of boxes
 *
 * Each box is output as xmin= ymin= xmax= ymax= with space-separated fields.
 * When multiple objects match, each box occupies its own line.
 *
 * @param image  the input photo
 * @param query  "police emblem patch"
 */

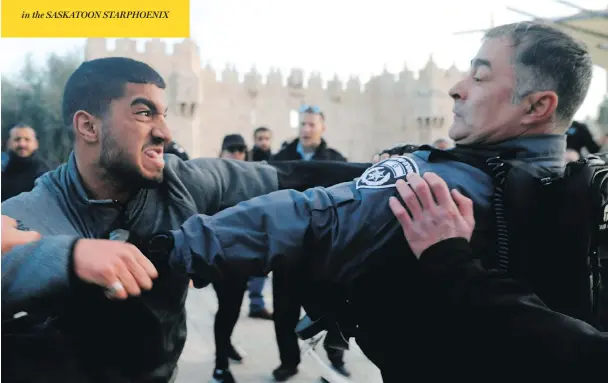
xmin=356 ymin=156 xmax=420 ymax=189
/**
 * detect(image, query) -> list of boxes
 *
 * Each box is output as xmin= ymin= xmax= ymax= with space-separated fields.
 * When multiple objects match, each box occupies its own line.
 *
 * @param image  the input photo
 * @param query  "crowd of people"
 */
xmin=2 ymin=20 xmax=608 ymax=383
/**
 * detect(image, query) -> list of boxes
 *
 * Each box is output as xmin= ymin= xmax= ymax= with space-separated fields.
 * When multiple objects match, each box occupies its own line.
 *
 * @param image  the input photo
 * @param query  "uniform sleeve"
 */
xmin=1 ymin=235 xmax=79 ymax=317
xmin=419 ymin=238 xmax=608 ymax=363
xmin=167 ymin=184 xmax=366 ymax=286
xmin=174 ymin=157 xmax=370 ymax=213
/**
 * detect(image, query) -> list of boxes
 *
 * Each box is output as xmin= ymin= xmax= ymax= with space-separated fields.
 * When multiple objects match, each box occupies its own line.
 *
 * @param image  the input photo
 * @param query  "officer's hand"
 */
xmin=1 ymin=215 xmax=42 ymax=254
xmin=72 ymin=239 xmax=159 ymax=299
xmin=388 ymin=172 xmax=475 ymax=258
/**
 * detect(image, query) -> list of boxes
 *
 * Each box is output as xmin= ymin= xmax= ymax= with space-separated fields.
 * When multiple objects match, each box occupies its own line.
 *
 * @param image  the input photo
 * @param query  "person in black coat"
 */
xmin=2 ymin=124 xmax=51 ymax=202
xmin=270 ymin=105 xmax=350 ymax=381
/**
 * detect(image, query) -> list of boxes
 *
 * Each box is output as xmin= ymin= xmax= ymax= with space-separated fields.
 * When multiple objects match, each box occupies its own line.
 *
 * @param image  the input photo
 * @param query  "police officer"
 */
xmin=152 ymin=22 xmax=598 ymax=380
xmin=388 ymin=173 xmax=608 ymax=375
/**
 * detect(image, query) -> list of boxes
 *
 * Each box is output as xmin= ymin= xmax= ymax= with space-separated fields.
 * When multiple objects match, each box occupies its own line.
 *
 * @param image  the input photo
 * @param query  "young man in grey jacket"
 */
xmin=0 ymin=57 xmax=368 ymax=383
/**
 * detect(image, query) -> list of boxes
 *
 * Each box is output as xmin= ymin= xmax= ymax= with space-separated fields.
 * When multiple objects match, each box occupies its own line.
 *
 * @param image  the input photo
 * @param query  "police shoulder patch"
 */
xmin=356 ymin=156 xmax=420 ymax=190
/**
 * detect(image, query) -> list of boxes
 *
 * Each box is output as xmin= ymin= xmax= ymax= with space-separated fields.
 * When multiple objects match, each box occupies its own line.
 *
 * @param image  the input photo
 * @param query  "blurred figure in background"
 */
xmin=270 ymin=105 xmax=350 ymax=381
xmin=249 ymin=126 xmax=273 ymax=162
xmin=220 ymin=134 xmax=247 ymax=161
xmin=246 ymin=127 xmax=274 ymax=320
xmin=2 ymin=123 xmax=50 ymax=202
xmin=566 ymin=120 xmax=606 ymax=156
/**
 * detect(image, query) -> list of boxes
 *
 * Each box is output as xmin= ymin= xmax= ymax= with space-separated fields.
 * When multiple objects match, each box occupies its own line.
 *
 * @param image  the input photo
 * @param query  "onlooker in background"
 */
xmin=249 ymin=126 xmax=273 ymax=162
xmin=246 ymin=126 xmax=274 ymax=321
xmin=1 ymin=123 xmax=50 ymax=202
xmin=433 ymin=137 xmax=452 ymax=150
xmin=566 ymin=120 xmax=607 ymax=155
xmin=273 ymin=105 xmax=346 ymax=162
xmin=270 ymin=105 xmax=350 ymax=381
xmin=220 ymin=134 xmax=248 ymax=161
xmin=164 ymin=140 xmax=190 ymax=161
xmin=210 ymin=133 xmax=253 ymax=383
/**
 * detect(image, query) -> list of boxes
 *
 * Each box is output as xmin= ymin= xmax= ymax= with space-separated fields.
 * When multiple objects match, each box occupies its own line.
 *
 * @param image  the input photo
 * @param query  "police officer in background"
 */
xmin=147 ymin=22 xmax=598 ymax=380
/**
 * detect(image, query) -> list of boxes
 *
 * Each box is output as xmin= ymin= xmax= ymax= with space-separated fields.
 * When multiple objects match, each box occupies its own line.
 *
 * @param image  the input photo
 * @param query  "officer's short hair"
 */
xmin=62 ymin=57 xmax=166 ymax=127
xmin=484 ymin=22 xmax=592 ymax=124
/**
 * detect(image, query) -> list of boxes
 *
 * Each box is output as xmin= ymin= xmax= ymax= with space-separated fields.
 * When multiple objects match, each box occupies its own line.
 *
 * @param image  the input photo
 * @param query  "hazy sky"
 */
xmin=1 ymin=0 xmax=606 ymax=119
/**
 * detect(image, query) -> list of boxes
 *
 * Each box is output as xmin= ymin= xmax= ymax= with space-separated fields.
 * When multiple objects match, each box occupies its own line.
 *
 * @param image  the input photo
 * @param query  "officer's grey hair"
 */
xmin=483 ymin=22 xmax=593 ymax=125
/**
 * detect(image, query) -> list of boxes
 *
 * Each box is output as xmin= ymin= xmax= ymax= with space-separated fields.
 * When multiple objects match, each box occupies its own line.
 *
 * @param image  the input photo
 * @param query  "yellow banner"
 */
xmin=1 ymin=0 xmax=190 ymax=38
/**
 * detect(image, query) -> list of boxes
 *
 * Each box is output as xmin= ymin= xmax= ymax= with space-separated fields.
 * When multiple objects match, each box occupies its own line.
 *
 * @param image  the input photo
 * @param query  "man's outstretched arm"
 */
xmin=171 ymin=157 xmax=370 ymax=214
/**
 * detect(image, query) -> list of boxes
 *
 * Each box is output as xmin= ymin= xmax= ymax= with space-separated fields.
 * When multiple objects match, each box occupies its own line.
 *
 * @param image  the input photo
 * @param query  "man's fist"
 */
xmin=72 ymin=239 xmax=159 ymax=300
xmin=1 ymin=215 xmax=41 ymax=254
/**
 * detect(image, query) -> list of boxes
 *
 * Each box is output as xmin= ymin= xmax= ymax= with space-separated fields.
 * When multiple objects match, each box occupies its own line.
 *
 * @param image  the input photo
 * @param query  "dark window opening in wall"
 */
xmin=190 ymin=103 xmax=196 ymax=116
xmin=180 ymin=103 xmax=186 ymax=116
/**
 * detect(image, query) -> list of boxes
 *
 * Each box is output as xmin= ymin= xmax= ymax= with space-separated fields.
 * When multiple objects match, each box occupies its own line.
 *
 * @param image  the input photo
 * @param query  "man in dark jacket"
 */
xmin=249 ymin=126 xmax=273 ymax=162
xmin=270 ymin=105 xmax=350 ymax=381
xmin=272 ymin=105 xmax=346 ymax=162
xmin=0 ymin=57 xmax=366 ymax=383
xmin=2 ymin=124 xmax=51 ymax=202
xmin=566 ymin=120 xmax=607 ymax=155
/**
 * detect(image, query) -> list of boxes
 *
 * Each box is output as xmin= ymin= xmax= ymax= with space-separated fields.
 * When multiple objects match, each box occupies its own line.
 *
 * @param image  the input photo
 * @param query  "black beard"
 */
xmin=99 ymin=134 xmax=163 ymax=193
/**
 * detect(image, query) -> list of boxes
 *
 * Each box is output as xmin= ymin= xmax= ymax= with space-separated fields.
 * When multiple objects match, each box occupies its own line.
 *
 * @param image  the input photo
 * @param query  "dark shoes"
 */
xmin=210 ymin=368 xmax=236 ymax=383
xmin=228 ymin=344 xmax=244 ymax=363
xmin=272 ymin=365 xmax=299 ymax=381
xmin=248 ymin=308 xmax=273 ymax=320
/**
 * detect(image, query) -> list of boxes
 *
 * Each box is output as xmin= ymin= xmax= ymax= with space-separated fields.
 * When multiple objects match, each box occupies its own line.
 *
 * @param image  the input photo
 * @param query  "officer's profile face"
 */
xmin=95 ymin=83 xmax=172 ymax=188
xmin=448 ymin=37 xmax=528 ymax=145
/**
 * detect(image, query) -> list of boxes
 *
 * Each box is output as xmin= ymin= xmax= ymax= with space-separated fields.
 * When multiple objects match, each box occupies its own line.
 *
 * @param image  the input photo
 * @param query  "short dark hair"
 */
xmin=484 ymin=22 xmax=592 ymax=123
xmin=253 ymin=126 xmax=271 ymax=137
xmin=62 ymin=57 xmax=166 ymax=126
xmin=9 ymin=123 xmax=35 ymax=137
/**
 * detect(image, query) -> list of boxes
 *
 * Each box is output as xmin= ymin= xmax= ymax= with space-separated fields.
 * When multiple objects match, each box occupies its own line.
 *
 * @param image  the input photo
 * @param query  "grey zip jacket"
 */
xmin=1 ymin=152 xmax=368 ymax=382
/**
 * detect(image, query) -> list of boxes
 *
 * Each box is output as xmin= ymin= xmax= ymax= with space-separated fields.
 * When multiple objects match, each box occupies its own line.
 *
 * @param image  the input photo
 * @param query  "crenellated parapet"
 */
xmin=84 ymin=38 xmax=467 ymax=160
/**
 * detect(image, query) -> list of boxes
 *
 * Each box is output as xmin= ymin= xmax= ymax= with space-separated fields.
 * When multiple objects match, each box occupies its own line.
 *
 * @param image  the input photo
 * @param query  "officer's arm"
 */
xmin=419 ymin=238 xmax=608 ymax=363
xmin=2 ymin=236 xmax=79 ymax=317
xmin=175 ymin=157 xmax=370 ymax=213
xmin=165 ymin=184 xmax=364 ymax=287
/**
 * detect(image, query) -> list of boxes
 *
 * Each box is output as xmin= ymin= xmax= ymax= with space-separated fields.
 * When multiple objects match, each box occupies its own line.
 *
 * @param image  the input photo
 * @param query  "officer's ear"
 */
xmin=520 ymin=91 xmax=558 ymax=127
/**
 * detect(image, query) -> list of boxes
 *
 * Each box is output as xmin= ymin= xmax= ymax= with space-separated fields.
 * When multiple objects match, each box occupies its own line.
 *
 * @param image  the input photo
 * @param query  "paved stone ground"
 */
xmin=175 ymin=275 xmax=382 ymax=383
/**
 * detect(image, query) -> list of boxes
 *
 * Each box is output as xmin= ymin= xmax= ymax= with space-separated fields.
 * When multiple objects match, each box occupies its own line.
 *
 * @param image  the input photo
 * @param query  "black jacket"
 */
xmin=566 ymin=122 xmax=601 ymax=154
xmin=272 ymin=138 xmax=347 ymax=162
xmin=248 ymin=147 xmax=272 ymax=162
xmin=1 ymin=151 xmax=50 ymax=202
